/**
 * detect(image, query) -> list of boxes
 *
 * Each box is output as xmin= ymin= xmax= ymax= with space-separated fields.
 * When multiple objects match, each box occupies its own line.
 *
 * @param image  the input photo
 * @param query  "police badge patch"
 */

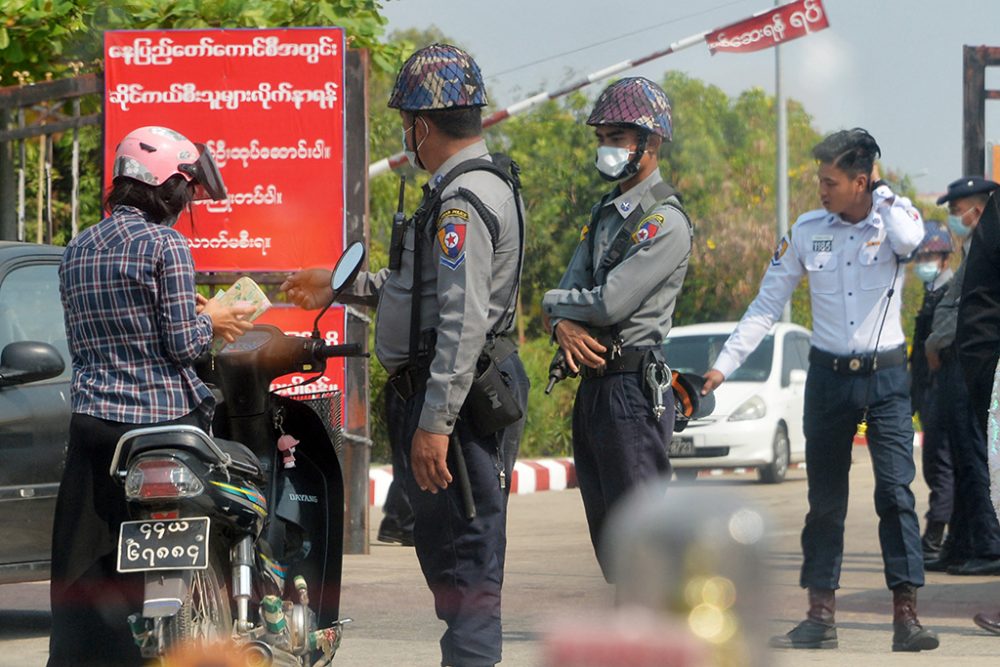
xmin=437 ymin=222 xmax=467 ymax=270
xmin=631 ymin=214 xmax=664 ymax=244
xmin=437 ymin=209 xmax=469 ymax=270
xmin=771 ymin=236 xmax=789 ymax=267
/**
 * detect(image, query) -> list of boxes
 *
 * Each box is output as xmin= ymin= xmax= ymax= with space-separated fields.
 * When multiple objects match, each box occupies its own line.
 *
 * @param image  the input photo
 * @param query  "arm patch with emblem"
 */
xmin=437 ymin=208 xmax=468 ymax=270
xmin=631 ymin=213 xmax=664 ymax=244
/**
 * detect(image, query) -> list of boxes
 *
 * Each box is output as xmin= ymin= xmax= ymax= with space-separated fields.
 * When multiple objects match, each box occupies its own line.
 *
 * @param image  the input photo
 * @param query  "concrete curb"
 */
xmin=369 ymin=457 xmax=577 ymax=506
xmin=367 ymin=433 xmax=926 ymax=506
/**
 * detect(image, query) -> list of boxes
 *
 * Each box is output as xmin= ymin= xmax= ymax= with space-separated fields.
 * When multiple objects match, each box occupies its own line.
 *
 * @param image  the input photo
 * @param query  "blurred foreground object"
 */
xmin=602 ymin=483 xmax=771 ymax=667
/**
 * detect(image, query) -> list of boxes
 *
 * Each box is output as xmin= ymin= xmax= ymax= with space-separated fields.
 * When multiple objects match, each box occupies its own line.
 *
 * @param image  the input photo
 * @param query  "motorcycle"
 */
xmin=109 ymin=241 xmax=367 ymax=666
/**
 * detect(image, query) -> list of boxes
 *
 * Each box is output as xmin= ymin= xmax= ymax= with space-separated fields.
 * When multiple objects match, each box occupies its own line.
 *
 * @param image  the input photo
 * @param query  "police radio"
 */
xmin=388 ymin=176 xmax=407 ymax=270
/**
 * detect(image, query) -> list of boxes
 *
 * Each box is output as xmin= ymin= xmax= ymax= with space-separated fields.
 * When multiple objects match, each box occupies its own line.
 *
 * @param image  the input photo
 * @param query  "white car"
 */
xmin=662 ymin=321 xmax=812 ymax=483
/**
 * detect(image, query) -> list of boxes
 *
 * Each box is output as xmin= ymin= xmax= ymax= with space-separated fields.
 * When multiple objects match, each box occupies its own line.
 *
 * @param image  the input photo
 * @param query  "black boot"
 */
xmin=891 ymin=584 xmax=939 ymax=652
xmin=769 ymin=588 xmax=838 ymax=649
xmin=921 ymin=521 xmax=946 ymax=561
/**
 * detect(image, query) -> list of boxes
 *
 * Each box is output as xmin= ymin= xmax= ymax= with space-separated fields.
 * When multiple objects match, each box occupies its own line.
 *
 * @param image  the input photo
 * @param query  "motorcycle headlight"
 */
xmin=125 ymin=457 xmax=204 ymax=500
xmin=727 ymin=395 xmax=767 ymax=422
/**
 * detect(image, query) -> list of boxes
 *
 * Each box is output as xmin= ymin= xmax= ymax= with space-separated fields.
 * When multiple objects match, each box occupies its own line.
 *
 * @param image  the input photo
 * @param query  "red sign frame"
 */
xmin=103 ymin=28 xmax=346 ymax=272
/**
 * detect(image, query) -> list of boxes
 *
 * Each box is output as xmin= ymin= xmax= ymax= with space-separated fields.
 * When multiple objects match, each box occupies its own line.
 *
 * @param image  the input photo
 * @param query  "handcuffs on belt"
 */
xmin=645 ymin=358 xmax=673 ymax=420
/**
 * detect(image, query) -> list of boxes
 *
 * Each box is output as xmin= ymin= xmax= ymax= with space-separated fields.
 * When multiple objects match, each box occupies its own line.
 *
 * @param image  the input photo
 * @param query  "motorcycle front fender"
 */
xmin=142 ymin=570 xmax=193 ymax=618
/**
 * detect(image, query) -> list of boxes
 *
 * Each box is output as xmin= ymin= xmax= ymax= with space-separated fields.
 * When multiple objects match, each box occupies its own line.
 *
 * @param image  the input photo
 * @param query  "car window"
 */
xmin=795 ymin=334 xmax=812 ymax=371
xmin=0 ymin=262 xmax=70 ymax=379
xmin=663 ymin=334 xmax=774 ymax=382
xmin=781 ymin=334 xmax=808 ymax=386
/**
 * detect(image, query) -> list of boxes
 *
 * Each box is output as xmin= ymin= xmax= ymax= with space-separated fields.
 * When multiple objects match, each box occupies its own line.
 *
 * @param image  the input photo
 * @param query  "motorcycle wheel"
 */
xmin=160 ymin=550 xmax=233 ymax=650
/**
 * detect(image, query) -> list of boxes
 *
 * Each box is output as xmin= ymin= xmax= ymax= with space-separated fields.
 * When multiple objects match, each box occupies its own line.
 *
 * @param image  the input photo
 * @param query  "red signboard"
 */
xmin=103 ymin=28 xmax=345 ymax=271
xmin=706 ymin=0 xmax=829 ymax=55
xmin=256 ymin=305 xmax=347 ymax=398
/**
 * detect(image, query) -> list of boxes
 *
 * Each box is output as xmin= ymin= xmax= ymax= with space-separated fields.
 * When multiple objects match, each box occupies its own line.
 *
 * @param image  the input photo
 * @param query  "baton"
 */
xmin=449 ymin=432 xmax=477 ymax=520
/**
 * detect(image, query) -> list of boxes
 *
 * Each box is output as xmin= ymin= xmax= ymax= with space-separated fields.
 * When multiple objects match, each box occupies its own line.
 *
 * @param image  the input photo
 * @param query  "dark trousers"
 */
xmin=800 ymin=364 xmax=924 ymax=591
xmin=381 ymin=388 xmax=414 ymax=534
xmin=919 ymin=377 xmax=954 ymax=525
xmin=572 ymin=372 xmax=673 ymax=582
xmin=48 ymin=410 xmax=206 ymax=667
xmin=390 ymin=354 xmax=528 ymax=667
xmin=937 ymin=356 xmax=1000 ymax=559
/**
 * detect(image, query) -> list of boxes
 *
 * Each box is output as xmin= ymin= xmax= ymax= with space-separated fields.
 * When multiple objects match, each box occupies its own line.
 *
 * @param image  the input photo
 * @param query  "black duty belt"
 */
xmin=579 ymin=346 xmax=656 ymax=379
xmin=809 ymin=345 xmax=907 ymax=376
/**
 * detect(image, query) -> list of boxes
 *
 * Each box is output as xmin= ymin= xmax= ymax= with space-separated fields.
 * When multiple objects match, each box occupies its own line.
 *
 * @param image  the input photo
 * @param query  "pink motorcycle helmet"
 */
xmin=112 ymin=126 xmax=226 ymax=201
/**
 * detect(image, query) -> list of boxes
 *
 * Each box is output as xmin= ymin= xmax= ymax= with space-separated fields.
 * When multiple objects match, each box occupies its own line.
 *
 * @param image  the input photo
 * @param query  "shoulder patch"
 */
xmin=580 ymin=224 xmax=589 ymax=242
xmin=770 ymin=235 xmax=790 ymax=267
xmin=437 ymin=222 xmax=466 ymax=271
xmin=437 ymin=208 xmax=469 ymax=225
xmin=631 ymin=213 xmax=665 ymax=244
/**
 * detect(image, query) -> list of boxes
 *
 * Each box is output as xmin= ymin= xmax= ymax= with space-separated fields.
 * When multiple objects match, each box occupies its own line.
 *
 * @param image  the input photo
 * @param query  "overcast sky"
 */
xmin=381 ymin=0 xmax=1000 ymax=199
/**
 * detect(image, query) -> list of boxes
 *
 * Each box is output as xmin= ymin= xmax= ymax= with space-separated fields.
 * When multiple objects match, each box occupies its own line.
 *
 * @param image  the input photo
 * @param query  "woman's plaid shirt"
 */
xmin=59 ymin=206 xmax=215 ymax=424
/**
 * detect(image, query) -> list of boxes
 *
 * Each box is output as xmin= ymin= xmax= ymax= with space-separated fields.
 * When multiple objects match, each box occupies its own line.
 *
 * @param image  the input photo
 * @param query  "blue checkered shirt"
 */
xmin=59 ymin=205 xmax=215 ymax=424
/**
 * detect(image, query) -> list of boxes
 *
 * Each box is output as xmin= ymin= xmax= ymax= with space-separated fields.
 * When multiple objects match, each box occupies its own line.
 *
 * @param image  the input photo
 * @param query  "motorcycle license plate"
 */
xmin=668 ymin=436 xmax=696 ymax=457
xmin=117 ymin=517 xmax=210 ymax=573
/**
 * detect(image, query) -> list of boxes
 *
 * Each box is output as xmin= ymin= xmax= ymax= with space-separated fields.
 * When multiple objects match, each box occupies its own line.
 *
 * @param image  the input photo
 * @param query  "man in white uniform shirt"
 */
xmin=701 ymin=128 xmax=938 ymax=653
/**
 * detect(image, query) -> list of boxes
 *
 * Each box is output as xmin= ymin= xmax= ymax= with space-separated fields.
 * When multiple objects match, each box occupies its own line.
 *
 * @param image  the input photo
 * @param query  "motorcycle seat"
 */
xmin=120 ymin=427 xmax=264 ymax=482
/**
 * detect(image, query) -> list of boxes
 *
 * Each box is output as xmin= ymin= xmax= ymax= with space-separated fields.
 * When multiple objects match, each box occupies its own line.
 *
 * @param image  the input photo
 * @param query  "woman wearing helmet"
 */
xmin=48 ymin=126 xmax=253 ymax=667
xmin=542 ymin=76 xmax=694 ymax=582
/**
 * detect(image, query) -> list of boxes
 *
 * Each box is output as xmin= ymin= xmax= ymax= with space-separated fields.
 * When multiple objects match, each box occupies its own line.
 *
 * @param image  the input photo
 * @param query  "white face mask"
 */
xmin=401 ymin=117 xmax=428 ymax=170
xmin=914 ymin=261 xmax=940 ymax=284
xmin=595 ymin=145 xmax=634 ymax=179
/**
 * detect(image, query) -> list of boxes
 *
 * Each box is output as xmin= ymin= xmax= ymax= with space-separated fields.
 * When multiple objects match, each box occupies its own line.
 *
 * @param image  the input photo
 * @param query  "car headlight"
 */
xmin=727 ymin=395 xmax=767 ymax=422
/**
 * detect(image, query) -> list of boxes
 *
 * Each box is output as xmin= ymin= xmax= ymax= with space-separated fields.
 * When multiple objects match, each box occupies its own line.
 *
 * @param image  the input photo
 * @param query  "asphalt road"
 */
xmin=4 ymin=446 xmax=1000 ymax=665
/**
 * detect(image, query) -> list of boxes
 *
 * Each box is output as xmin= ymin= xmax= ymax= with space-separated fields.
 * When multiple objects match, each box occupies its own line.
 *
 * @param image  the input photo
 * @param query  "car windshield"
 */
xmin=663 ymin=334 xmax=774 ymax=382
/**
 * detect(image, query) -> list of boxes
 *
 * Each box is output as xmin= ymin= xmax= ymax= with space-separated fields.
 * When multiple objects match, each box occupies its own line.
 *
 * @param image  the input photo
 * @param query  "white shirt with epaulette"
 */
xmin=713 ymin=184 xmax=925 ymax=378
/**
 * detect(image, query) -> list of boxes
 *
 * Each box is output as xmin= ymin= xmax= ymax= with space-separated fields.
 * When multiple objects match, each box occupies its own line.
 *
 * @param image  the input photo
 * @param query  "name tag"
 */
xmin=812 ymin=235 xmax=833 ymax=252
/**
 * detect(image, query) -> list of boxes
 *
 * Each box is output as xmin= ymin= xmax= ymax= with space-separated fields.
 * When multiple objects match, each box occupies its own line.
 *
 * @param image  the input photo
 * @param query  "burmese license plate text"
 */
xmin=117 ymin=517 xmax=210 ymax=572
xmin=669 ymin=437 xmax=696 ymax=457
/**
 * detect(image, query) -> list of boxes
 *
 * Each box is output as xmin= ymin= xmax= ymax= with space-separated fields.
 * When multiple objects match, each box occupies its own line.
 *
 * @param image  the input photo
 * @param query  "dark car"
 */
xmin=0 ymin=241 xmax=71 ymax=584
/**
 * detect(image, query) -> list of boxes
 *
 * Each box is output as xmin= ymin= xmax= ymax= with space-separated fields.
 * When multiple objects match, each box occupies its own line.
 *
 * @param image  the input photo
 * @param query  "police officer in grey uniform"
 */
xmin=702 ymin=129 xmax=938 ymax=652
xmin=283 ymin=44 xmax=528 ymax=667
xmin=542 ymin=77 xmax=692 ymax=581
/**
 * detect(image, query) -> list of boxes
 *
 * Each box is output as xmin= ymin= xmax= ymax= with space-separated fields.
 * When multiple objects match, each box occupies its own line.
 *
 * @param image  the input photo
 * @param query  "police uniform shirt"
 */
xmin=713 ymin=185 xmax=924 ymax=378
xmin=340 ymin=140 xmax=523 ymax=434
xmin=542 ymin=170 xmax=692 ymax=347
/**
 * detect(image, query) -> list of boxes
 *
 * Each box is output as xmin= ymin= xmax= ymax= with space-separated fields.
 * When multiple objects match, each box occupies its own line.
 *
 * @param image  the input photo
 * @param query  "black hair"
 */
xmin=104 ymin=175 xmax=194 ymax=224
xmin=422 ymin=106 xmax=483 ymax=139
xmin=812 ymin=127 xmax=881 ymax=178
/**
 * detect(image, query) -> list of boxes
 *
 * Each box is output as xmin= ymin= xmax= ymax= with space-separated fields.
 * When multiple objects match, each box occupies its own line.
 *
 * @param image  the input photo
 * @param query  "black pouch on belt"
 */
xmin=464 ymin=336 xmax=523 ymax=438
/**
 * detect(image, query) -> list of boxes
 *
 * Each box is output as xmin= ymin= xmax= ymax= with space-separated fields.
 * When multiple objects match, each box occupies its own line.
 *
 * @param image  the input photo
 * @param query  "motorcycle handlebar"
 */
xmin=317 ymin=342 xmax=365 ymax=359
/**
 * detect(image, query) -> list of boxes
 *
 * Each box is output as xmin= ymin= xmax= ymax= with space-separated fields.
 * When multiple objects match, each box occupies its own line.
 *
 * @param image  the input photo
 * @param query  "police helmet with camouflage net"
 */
xmin=587 ymin=77 xmax=673 ymax=141
xmin=917 ymin=221 xmax=954 ymax=255
xmin=388 ymin=43 xmax=488 ymax=111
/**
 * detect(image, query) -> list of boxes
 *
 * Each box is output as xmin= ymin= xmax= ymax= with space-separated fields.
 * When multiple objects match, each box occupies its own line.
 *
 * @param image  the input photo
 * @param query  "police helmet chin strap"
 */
xmin=599 ymin=132 xmax=649 ymax=183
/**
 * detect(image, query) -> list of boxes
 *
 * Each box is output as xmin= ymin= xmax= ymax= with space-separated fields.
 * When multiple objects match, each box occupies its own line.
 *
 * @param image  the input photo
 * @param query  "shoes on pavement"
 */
xmin=921 ymin=521 xmax=946 ymax=561
xmin=892 ymin=583 xmax=939 ymax=652
xmin=973 ymin=611 xmax=1000 ymax=635
xmin=769 ymin=588 xmax=838 ymax=649
xmin=769 ymin=619 xmax=838 ymax=649
xmin=376 ymin=522 xmax=414 ymax=546
xmin=946 ymin=557 xmax=1000 ymax=576
xmin=925 ymin=555 xmax=964 ymax=572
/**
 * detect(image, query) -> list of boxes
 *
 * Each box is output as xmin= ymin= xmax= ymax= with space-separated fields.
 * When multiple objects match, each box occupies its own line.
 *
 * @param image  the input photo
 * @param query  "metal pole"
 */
xmin=775 ymin=0 xmax=790 ymax=322
xmin=35 ymin=133 xmax=44 ymax=244
xmin=71 ymin=98 xmax=80 ymax=238
xmin=0 ymin=109 xmax=14 ymax=241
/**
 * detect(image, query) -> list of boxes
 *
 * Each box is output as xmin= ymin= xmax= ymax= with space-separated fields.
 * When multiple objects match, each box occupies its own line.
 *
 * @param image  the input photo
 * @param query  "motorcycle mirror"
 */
xmin=331 ymin=241 xmax=366 ymax=293
xmin=311 ymin=241 xmax=366 ymax=339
